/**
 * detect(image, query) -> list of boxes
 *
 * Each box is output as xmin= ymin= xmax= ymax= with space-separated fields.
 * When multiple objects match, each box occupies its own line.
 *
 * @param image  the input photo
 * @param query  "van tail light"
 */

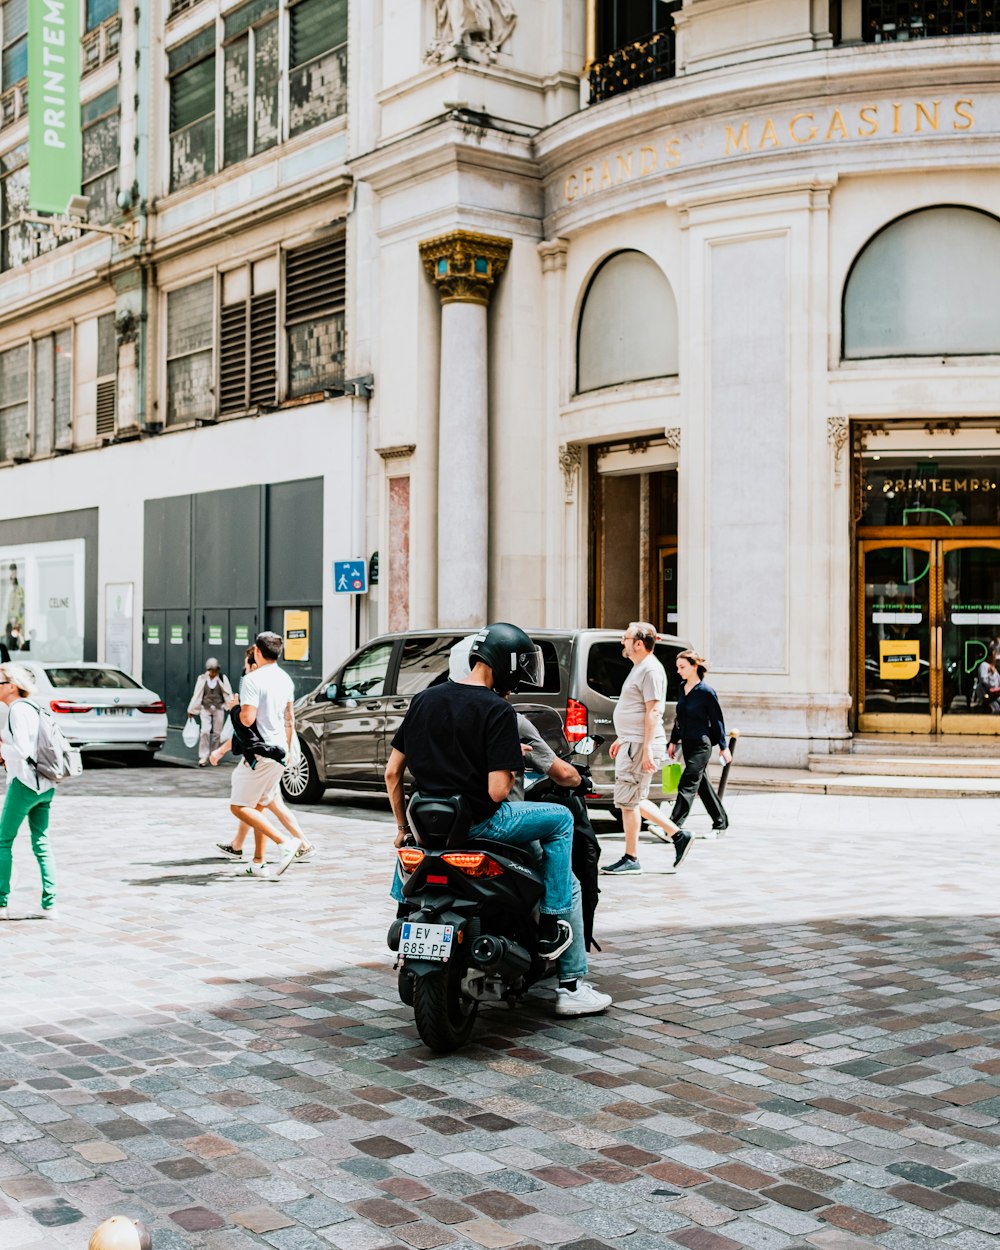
xmin=565 ymin=697 xmax=588 ymax=742
xmin=397 ymin=847 xmax=425 ymax=873
xmin=138 ymin=701 xmax=166 ymax=714
xmin=50 ymin=701 xmax=93 ymax=714
xmin=440 ymin=852 xmax=504 ymax=878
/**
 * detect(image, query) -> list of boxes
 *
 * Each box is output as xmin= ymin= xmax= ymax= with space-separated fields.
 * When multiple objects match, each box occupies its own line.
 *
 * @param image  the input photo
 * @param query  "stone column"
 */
xmin=419 ymin=230 xmax=511 ymax=628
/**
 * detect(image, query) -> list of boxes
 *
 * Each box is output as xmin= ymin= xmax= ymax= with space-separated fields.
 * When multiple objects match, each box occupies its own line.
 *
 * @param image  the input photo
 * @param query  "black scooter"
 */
xmin=387 ymin=729 xmax=601 ymax=1054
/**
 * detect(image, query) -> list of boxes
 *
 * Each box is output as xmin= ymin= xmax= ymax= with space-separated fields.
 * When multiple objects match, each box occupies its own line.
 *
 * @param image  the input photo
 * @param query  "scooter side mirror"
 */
xmin=574 ymin=736 xmax=597 ymax=756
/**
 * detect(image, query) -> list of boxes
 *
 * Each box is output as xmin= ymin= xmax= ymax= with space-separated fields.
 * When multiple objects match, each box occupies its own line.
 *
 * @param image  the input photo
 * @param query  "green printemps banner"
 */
xmin=28 ymin=0 xmax=82 ymax=213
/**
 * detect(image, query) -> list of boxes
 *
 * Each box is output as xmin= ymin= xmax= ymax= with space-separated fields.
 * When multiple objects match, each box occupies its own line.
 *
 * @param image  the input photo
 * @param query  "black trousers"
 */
xmin=669 ymin=739 xmax=726 ymax=828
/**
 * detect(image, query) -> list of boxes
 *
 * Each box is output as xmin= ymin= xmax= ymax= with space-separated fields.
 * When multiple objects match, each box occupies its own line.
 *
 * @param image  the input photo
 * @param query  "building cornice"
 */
xmin=349 ymin=115 xmax=538 ymax=197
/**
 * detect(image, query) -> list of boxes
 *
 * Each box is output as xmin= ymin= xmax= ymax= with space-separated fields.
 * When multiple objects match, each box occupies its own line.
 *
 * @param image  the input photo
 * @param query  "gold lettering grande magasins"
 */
xmin=562 ymin=97 xmax=976 ymax=203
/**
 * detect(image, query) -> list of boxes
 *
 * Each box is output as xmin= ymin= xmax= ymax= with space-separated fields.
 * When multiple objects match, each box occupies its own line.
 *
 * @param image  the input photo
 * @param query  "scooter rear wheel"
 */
xmin=412 ymin=963 xmax=478 ymax=1053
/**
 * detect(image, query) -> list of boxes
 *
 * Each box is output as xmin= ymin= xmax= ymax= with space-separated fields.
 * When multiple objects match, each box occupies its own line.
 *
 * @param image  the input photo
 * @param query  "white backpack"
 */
xmin=13 ymin=701 xmax=82 ymax=783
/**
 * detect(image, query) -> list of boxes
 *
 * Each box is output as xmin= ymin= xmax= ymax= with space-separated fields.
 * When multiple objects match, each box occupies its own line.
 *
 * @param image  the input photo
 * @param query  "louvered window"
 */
xmin=95 ymin=314 xmax=116 ymax=438
xmin=285 ymin=233 xmax=346 ymax=398
xmin=289 ymin=0 xmax=348 ymax=137
xmin=167 ymin=279 xmax=214 ymax=425
xmin=0 ymin=342 xmax=28 ymax=462
xmin=220 ymin=258 xmax=277 ymax=414
xmin=169 ymin=29 xmax=216 ymax=192
xmin=32 ymin=328 xmax=74 ymax=457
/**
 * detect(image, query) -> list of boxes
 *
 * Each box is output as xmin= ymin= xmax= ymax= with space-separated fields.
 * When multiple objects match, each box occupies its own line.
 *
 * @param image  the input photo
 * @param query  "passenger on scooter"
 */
xmin=447 ymin=638 xmax=612 ymax=1017
xmin=385 ymin=622 xmax=573 ymax=961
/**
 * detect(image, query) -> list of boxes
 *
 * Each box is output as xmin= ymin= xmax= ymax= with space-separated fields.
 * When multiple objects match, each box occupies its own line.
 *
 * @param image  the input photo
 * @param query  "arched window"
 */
xmin=843 ymin=207 xmax=1000 ymax=359
xmin=577 ymin=250 xmax=678 ymax=392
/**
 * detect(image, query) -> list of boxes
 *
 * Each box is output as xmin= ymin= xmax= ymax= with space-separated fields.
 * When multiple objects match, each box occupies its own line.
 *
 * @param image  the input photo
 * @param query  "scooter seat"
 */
xmin=463 ymin=839 xmax=542 ymax=871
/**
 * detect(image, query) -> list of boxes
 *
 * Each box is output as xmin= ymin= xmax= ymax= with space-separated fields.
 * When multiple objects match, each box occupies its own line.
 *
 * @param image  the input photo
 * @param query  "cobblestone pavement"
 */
xmin=0 ymin=769 xmax=998 ymax=1250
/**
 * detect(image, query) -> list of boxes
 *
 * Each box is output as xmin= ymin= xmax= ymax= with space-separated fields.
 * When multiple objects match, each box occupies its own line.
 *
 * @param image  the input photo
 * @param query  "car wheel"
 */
xmin=282 ymin=739 xmax=324 ymax=804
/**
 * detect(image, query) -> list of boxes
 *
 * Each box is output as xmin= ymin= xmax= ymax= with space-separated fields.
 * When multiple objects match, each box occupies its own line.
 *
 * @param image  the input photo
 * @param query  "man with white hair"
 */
xmin=0 ymin=663 xmax=58 ymax=919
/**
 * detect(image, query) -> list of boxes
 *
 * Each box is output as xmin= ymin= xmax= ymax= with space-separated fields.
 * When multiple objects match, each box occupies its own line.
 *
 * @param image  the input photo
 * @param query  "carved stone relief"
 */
xmin=427 ymin=0 xmax=517 ymax=64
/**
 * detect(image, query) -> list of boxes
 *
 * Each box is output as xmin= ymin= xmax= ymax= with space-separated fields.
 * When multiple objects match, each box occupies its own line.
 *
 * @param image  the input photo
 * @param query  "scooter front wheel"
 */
xmin=412 ymin=963 xmax=478 ymax=1053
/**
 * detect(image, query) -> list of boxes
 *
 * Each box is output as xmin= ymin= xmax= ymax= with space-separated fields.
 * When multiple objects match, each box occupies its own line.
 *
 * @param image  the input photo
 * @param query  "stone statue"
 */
xmin=427 ymin=0 xmax=517 ymax=64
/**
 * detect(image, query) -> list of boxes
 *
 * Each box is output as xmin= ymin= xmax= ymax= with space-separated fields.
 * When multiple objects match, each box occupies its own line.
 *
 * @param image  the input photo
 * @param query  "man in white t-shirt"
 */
xmin=230 ymin=631 xmax=297 ymax=876
xmin=601 ymin=622 xmax=691 ymax=876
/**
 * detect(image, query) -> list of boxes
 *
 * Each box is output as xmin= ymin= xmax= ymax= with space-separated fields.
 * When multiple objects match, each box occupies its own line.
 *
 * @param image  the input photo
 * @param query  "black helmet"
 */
xmin=468 ymin=623 xmax=544 ymax=695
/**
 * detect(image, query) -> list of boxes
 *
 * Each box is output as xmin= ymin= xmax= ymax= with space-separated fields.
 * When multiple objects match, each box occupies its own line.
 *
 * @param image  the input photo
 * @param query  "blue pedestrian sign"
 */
xmin=333 ymin=559 xmax=367 ymax=594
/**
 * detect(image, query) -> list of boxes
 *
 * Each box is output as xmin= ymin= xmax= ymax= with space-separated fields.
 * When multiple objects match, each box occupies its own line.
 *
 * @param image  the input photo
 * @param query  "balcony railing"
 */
xmin=863 ymin=0 xmax=1000 ymax=41
xmin=588 ymin=21 xmax=678 ymax=105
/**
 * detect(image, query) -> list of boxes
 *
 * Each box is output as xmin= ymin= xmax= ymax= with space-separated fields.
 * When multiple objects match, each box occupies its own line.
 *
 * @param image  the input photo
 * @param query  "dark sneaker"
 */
xmin=672 ymin=830 xmax=693 ymax=868
xmin=601 ymin=855 xmax=642 ymax=875
xmin=537 ymin=920 xmax=573 ymax=960
xmin=216 ymin=843 xmax=243 ymax=859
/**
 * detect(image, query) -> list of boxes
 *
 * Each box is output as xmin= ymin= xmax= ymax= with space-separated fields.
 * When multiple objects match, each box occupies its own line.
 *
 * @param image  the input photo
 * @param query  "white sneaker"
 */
xmin=555 ymin=982 xmax=613 ymax=1017
xmin=0 ymin=906 xmax=8 ymax=920
xmin=294 ymin=843 xmax=314 ymax=862
xmin=275 ymin=842 xmax=297 ymax=876
xmin=244 ymin=860 xmax=270 ymax=877
xmin=40 ymin=907 xmax=58 ymax=920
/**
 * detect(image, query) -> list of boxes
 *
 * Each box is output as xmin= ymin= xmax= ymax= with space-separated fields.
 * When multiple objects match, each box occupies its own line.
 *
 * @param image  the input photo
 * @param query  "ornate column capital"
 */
xmin=827 ymin=416 xmax=849 ymax=484
xmin=559 ymin=443 xmax=583 ymax=503
xmin=664 ymin=427 xmax=681 ymax=451
xmin=419 ymin=230 xmax=512 ymax=306
xmin=538 ymin=237 xmax=569 ymax=274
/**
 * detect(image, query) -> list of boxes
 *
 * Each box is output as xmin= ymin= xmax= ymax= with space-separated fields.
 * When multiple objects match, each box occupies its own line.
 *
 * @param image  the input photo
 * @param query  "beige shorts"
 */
xmin=614 ymin=741 xmax=666 ymax=810
xmin=230 ymin=757 xmax=285 ymax=808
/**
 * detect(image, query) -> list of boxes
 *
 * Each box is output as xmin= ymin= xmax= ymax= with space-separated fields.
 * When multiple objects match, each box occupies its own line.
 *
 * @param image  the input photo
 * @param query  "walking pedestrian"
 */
xmin=213 ymin=647 xmax=314 ymax=865
xmin=666 ymin=649 xmax=732 ymax=831
xmin=601 ymin=623 xmax=692 ymax=876
xmin=187 ymin=657 xmax=233 ymax=766
xmin=227 ymin=632 xmax=298 ymax=877
xmin=0 ymin=663 xmax=58 ymax=919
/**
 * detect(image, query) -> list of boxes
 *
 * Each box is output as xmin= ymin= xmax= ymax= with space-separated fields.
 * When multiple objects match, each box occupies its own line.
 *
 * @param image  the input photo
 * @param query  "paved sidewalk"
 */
xmin=0 ymin=780 xmax=998 ymax=1250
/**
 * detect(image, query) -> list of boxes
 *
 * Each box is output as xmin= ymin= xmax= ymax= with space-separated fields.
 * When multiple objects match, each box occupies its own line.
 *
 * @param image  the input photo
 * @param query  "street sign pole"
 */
xmin=333 ymin=560 xmax=368 ymax=655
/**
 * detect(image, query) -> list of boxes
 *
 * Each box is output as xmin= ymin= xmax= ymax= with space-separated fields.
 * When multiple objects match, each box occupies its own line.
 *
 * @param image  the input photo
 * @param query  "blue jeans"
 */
xmin=470 ymin=801 xmax=573 ymax=915
xmin=558 ymin=879 xmax=587 ymax=982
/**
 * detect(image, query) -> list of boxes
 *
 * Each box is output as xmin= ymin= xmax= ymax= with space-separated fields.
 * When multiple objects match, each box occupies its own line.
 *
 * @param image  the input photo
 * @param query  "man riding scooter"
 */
xmin=386 ymin=623 xmax=610 ymax=1019
xmin=446 ymin=637 xmax=612 ymax=1016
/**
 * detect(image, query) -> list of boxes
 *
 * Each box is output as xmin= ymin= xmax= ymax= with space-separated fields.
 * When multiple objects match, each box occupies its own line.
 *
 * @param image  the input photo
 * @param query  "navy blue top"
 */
xmin=670 ymin=680 xmax=726 ymax=748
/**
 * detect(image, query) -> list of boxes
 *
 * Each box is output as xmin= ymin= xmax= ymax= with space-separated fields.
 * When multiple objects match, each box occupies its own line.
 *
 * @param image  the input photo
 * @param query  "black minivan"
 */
xmin=281 ymin=628 xmax=689 ymax=810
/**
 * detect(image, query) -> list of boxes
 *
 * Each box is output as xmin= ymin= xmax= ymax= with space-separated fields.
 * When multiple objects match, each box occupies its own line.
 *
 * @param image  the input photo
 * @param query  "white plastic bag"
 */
xmin=182 ymin=717 xmax=199 ymax=749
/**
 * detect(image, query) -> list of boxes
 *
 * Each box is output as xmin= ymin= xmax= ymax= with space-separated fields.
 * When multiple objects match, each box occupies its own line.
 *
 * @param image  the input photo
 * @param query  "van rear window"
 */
xmin=586 ymin=643 xmax=681 ymax=700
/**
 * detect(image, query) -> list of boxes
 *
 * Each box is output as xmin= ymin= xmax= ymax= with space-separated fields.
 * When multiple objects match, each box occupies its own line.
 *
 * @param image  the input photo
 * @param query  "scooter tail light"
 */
xmin=397 ymin=847 xmax=425 ymax=873
xmin=440 ymin=852 xmax=504 ymax=878
xmin=565 ymin=697 xmax=588 ymax=742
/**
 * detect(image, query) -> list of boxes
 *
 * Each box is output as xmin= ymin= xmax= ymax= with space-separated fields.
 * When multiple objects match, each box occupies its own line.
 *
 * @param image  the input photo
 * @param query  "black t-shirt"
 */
xmin=391 ymin=682 xmax=522 ymax=823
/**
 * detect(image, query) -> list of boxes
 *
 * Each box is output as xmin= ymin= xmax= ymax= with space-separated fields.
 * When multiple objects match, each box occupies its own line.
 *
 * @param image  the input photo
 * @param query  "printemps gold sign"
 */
xmin=562 ymin=96 xmax=977 ymax=204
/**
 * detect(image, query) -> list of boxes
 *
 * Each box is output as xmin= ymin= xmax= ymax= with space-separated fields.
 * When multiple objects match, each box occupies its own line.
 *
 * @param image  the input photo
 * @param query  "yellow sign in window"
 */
xmin=879 ymin=639 xmax=920 ymax=681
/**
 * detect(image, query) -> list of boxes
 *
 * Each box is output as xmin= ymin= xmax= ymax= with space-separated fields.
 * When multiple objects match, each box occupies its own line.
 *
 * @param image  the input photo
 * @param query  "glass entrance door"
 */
xmin=858 ymin=541 xmax=934 ymax=732
xmin=940 ymin=542 xmax=1000 ymax=731
xmin=858 ymin=540 xmax=1000 ymax=733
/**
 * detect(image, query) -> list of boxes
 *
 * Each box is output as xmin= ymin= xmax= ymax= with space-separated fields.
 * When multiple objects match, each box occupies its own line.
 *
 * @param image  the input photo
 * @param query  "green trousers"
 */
xmin=0 ymin=777 xmax=56 ymax=909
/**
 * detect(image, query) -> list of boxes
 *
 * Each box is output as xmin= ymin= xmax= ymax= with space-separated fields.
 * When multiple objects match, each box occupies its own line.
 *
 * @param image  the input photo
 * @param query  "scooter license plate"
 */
xmin=400 ymin=922 xmax=454 ymax=961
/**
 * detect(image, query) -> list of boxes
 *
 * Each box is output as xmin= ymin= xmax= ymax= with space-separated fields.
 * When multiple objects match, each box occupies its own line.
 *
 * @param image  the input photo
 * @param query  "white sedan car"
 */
xmin=14 ymin=662 xmax=168 ymax=762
